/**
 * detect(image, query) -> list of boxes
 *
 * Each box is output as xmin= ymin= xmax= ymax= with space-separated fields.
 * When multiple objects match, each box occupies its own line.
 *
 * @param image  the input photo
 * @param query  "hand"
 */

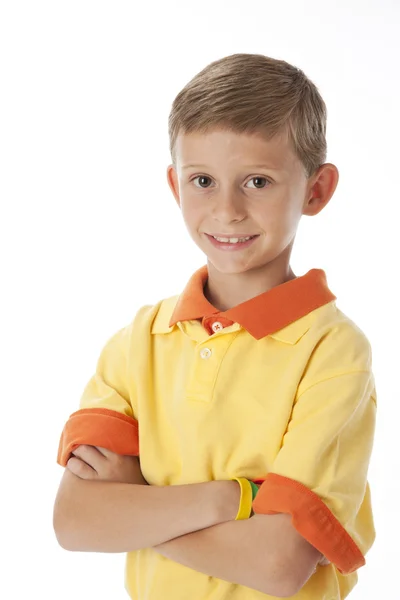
xmin=67 ymin=445 xmax=148 ymax=484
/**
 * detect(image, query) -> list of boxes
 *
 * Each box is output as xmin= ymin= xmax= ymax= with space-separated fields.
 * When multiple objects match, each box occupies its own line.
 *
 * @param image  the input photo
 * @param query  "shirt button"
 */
xmin=200 ymin=347 xmax=212 ymax=359
xmin=211 ymin=321 xmax=223 ymax=332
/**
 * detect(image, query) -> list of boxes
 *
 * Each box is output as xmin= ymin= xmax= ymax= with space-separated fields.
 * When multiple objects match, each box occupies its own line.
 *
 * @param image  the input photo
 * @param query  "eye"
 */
xmin=190 ymin=175 xmax=271 ymax=189
xmin=246 ymin=177 xmax=270 ymax=189
xmin=192 ymin=175 xmax=213 ymax=188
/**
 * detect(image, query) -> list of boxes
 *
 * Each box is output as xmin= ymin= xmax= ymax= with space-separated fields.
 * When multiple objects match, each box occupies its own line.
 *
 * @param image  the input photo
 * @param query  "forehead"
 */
xmin=176 ymin=128 xmax=300 ymax=173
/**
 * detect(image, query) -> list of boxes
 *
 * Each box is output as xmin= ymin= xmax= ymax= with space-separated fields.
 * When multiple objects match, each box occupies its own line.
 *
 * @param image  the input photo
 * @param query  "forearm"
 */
xmin=154 ymin=514 xmax=294 ymax=598
xmin=53 ymin=469 xmax=239 ymax=553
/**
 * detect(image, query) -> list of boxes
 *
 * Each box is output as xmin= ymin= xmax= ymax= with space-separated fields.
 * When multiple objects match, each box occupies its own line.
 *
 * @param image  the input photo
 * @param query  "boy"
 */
xmin=53 ymin=53 xmax=377 ymax=599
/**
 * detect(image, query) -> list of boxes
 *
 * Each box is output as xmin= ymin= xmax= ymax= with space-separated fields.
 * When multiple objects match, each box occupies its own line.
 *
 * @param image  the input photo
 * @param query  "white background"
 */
xmin=1 ymin=1 xmax=398 ymax=598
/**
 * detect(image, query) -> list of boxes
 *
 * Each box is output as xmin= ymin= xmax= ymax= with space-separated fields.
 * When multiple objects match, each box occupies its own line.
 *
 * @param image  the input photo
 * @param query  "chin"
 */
xmin=206 ymin=258 xmax=255 ymax=275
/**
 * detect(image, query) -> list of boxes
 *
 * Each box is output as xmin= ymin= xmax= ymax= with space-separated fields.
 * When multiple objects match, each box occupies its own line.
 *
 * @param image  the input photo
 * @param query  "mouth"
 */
xmin=208 ymin=233 xmax=257 ymax=242
xmin=205 ymin=233 xmax=259 ymax=250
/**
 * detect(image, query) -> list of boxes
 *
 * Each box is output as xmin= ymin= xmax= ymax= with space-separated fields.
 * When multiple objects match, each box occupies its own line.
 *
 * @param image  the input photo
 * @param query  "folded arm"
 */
xmin=53 ymin=466 xmax=240 ymax=553
xmin=57 ymin=448 xmax=324 ymax=597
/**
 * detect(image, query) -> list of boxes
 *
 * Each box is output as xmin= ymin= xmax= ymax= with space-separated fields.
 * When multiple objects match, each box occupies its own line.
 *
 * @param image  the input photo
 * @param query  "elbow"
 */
xmin=266 ymin=555 xmax=319 ymax=598
xmin=259 ymin=554 xmax=302 ymax=598
xmin=53 ymin=469 xmax=86 ymax=551
xmin=53 ymin=494 xmax=83 ymax=552
xmin=53 ymin=512 xmax=83 ymax=552
xmin=54 ymin=527 xmax=74 ymax=552
xmin=53 ymin=503 xmax=75 ymax=551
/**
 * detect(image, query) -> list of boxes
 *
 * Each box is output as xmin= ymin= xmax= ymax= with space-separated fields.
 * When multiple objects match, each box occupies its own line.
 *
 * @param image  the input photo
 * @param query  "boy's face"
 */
xmin=167 ymin=128 xmax=337 ymax=276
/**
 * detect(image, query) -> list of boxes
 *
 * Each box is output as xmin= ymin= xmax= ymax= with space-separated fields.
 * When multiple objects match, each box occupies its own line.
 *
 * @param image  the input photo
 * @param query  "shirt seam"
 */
xmin=296 ymin=369 xmax=372 ymax=401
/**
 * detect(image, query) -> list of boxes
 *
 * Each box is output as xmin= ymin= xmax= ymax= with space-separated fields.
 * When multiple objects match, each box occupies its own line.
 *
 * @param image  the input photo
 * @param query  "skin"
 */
xmin=55 ymin=455 xmax=241 ymax=553
xmin=67 ymin=445 xmax=149 ymax=484
xmin=68 ymin=447 xmax=330 ymax=573
xmin=166 ymin=127 xmax=339 ymax=310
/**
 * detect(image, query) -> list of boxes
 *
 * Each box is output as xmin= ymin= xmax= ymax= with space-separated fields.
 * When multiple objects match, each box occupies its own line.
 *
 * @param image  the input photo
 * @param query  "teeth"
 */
xmin=213 ymin=236 xmax=253 ymax=243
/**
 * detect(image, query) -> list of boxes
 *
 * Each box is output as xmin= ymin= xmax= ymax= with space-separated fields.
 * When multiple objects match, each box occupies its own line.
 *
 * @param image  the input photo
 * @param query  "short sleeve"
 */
xmin=57 ymin=323 xmax=139 ymax=467
xmin=252 ymin=324 xmax=377 ymax=575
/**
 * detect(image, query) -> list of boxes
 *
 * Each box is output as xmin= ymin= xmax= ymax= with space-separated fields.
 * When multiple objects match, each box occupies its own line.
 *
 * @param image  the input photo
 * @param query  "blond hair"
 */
xmin=168 ymin=53 xmax=327 ymax=177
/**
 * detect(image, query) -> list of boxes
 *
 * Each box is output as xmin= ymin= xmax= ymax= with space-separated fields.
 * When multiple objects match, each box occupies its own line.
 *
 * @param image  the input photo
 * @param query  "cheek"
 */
xmin=256 ymin=203 xmax=288 ymax=232
xmin=263 ymin=193 xmax=300 ymax=229
xmin=255 ymin=208 xmax=299 ymax=248
xmin=180 ymin=199 xmax=205 ymax=227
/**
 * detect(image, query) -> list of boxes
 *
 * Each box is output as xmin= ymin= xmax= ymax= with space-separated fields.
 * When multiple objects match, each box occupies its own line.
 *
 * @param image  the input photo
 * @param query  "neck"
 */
xmin=204 ymin=256 xmax=296 ymax=312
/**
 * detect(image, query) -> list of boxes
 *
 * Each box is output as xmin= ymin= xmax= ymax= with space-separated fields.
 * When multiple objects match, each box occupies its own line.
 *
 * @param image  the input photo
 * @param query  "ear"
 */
xmin=166 ymin=164 xmax=181 ymax=208
xmin=303 ymin=163 xmax=339 ymax=216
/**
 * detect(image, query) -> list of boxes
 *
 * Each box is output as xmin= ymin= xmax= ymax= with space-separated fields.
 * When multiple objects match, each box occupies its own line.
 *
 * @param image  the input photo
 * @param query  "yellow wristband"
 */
xmin=232 ymin=478 xmax=253 ymax=520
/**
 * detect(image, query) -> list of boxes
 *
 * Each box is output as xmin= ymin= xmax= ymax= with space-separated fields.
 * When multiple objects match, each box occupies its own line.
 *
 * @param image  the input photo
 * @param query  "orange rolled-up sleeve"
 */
xmin=57 ymin=323 xmax=139 ymax=467
xmin=253 ymin=327 xmax=377 ymax=576
xmin=57 ymin=408 xmax=139 ymax=466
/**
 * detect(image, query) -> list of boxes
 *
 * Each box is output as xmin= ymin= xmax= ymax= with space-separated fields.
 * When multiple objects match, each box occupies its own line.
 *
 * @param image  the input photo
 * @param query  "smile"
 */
xmin=205 ymin=233 xmax=259 ymax=251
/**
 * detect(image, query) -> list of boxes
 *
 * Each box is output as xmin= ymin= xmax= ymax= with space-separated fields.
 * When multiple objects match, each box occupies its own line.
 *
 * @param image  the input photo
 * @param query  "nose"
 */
xmin=211 ymin=187 xmax=246 ymax=223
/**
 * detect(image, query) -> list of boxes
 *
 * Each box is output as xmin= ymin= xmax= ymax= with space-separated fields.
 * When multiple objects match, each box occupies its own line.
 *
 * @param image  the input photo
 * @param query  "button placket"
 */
xmin=185 ymin=328 xmax=239 ymax=403
xmin=186 ymin=340 xmax=221 ymax=402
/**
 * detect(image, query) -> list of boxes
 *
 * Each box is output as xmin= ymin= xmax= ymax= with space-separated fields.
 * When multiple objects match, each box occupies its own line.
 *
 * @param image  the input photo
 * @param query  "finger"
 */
xmin=72 ymin=445 xmax=106 ymax=471
xmin=67 ymin=456 xmax=97 ymax=480
xmin=95 ymin=446 xmax=115 ymax=458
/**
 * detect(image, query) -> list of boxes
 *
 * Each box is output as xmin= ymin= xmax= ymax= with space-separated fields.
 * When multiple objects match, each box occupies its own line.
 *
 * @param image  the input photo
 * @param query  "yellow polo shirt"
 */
xmin=57 ymin=266 xmax=377 ymax=600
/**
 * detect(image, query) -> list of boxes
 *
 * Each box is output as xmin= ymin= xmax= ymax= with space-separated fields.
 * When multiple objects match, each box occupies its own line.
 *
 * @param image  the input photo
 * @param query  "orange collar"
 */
xmin=169 ymin=266 xmax=336 ymax=340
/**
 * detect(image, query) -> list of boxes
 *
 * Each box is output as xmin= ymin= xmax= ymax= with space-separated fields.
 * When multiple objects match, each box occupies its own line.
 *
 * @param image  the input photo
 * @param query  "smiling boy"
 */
xmin=169 ymin=127 xmax=327 ymax=305
xmin=54 ymin=53 xmax=377 ymax=599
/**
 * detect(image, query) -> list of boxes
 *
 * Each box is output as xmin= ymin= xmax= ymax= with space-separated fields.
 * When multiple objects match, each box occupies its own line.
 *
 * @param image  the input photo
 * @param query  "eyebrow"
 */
xmin=181 ymin=163 xmax=282 ymax=171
